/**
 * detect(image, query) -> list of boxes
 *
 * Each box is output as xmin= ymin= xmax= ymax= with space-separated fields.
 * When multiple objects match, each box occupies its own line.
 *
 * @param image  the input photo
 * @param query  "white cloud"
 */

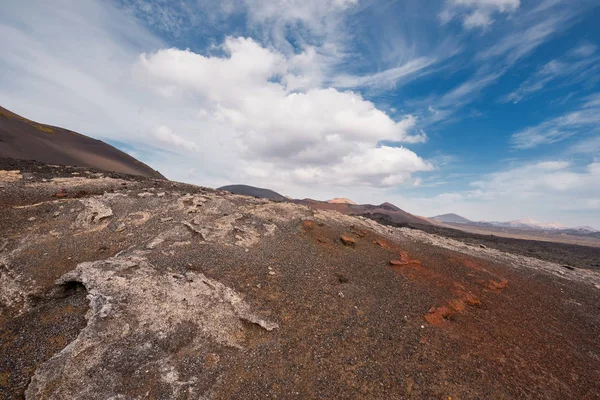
xmin=0 ymin=1 xmax=432 ymax=194
xmin=410 ymin=160 xmax=600 ymax=227
xmin=245 ymin=145 xmax=433 ymax=189
xmin=137 ymin=37 xmax=429 ymax=178
xmin=477 ymin=16 xmax=562 ymax=63
xmin=452 ymin=0 xmax=520 ymax=11
xmin=126 ymin=0 xmax=358 ymax=44
xmin=244 ymin=0 xmax=357 ymax=25
xmin=440 ymin=0 xmax=520 ymax=30
xmin=503 ymin=46 xmax=600 ymax=103
xmin=331 ymin=57 xmax=436 ymax=89
xmin=463 ymin=10 xmax=494 ymax=29
xmin=423 ymin=3 xmax=589 ymax=125
xmin=567 ymin=135 xmax=600 ymax=155
xmin=511 ymin=94 xmax=600 ymax=148
xmin=1 ymin=0 xmax=597 ymax=229
xmin=441 ymin=70 xmax=505 ymax=105
xmin=152 ymin=126 xmax=199 ymax=151
xmin=571 ymin=43 xmax=598 ymax=58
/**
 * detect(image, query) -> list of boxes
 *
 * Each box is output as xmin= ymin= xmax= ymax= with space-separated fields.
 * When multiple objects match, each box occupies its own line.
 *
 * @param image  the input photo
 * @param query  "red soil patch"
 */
xmin=482 ymin=279 xmax=509 ymax=291
xmin=350 ymin=226 xmax=368 ymax=238
xmin=301 ymin=220 xmax=314 ymax=231
xmin=364 ymin=231 xmax=504 ymax=328
xmin=373 ymin=239 xmax=389 ymax=248
xmin=389 ymin=260 xmax=410 ymax=266
xmin=340 ymin=235 xmax=356 ymax=246
xmin=424 ymin=289 xmax=481 ymax=326
xmin=424 ymin=306 xmax=453 ymax=326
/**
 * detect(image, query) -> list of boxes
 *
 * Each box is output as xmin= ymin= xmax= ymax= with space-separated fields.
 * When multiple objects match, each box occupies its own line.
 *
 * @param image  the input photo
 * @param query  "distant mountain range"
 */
xmin=218 ymin=184 xmax=431 ymax=226
xmin=219 ymin=185 xmax=600 ymax=234
xmin=432 ymin=213 xmax=598 ymax=233
xmin=209 ymin=185 xmax=600 ymax=235
xmin=0 ymin=106 xmax=164 ymax=179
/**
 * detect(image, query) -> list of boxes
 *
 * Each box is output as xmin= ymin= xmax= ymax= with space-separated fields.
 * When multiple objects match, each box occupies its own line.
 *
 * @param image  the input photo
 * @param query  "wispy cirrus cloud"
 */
xmin=420 ymin=0 xmax=589 ymax=126
xmin=567 ymin=135 xmax=600 ymax=154
xmin=511 ymin=94 xmax=600 ymax=149
xmin=331 ymin=57 xmax=436 ymax=89
xmin=502 ymin=44 xmax=600 ymax=103
xmin=476 ymin=16 xmax=566 ymax=64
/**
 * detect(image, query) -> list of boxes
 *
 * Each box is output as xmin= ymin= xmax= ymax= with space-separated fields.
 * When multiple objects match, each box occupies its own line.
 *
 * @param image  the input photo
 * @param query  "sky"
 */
xmin=1 ymin=0 xmax=599 ymax=228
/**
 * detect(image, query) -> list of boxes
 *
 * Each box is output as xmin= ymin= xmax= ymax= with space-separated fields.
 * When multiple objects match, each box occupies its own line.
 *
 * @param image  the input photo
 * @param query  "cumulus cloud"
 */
xmin=244 ymin=145 xmax=433 ymax=189
xmin=137 ymin=37 xmax=431 ymax=185
xmin=0 ymin=1 xmax=433 ymax=193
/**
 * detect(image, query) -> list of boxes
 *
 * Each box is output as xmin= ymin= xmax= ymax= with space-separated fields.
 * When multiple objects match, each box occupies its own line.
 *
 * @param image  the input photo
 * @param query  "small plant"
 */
xmin=30 ymin=122 xmax=55 ymax=134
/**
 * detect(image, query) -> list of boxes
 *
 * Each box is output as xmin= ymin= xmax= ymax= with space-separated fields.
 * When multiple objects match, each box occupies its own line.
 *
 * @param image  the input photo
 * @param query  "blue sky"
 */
xmin=1 ymin=0 xmax=599 ymax=227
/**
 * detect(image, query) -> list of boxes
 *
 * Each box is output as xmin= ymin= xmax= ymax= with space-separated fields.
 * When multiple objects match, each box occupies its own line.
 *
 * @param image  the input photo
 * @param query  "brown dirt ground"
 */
xmin=1 ymin=159 xmax=599 ymax=399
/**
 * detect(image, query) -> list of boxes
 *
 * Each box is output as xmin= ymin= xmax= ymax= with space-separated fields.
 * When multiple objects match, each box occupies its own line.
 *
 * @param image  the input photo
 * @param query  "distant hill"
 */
xmin=292 ymin=198 xmax=431 ymax=226
xmin=218 ymin=184 xmax=287 ymax=201
xmin=0 ymin=106 xmax=165 ymax=179
xmin=379 ymin=202 xmax=402 ymax=212
xmin=432 ymin=213 xmax=472 ymax=224
xmin=327 ymin=198 xmax=356 ymax=205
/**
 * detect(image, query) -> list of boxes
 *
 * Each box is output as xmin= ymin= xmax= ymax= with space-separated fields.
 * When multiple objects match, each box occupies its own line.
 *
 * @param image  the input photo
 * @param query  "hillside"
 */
xmin=218 ymin=184 xmax=287 ymax=201
xmin=0 ymin=106 xmax=164 ymax=179
xmin=1 ymin=160 xmax=599 ymax=399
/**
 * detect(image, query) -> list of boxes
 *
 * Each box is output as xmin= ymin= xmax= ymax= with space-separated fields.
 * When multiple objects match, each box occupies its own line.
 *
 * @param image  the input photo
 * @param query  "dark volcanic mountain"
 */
xmin=218 ymin=184 xmax=287 ymax=201
xmin=432 ymin=213 xmax=472 ymax=224
xmin=0 ymin=106 xmax=164 ymax=179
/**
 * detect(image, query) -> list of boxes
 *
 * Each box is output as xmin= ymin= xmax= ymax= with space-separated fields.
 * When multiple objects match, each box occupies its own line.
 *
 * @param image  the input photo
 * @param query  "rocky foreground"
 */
xmin=1 ymin=161 xmax=599 ymax=399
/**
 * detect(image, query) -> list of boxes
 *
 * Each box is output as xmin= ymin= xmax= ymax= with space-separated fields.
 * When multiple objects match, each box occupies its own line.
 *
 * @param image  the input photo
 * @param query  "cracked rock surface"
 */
xmin=1 ymin=160 xmax=600 ymax=399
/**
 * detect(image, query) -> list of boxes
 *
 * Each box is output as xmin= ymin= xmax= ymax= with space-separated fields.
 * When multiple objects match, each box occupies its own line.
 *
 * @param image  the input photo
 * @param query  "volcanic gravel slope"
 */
xmin=1 ymin=160 xmax=599 ymax=399
xmin=0 ymin=106 xmax=165 ymax=179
